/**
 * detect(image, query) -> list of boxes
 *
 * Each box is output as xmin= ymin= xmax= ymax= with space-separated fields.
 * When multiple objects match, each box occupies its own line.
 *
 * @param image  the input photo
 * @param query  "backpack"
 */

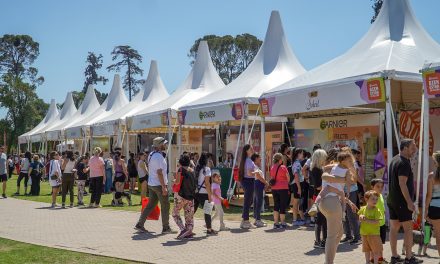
xmin=178 ymin=167 xmax=197 ymax=200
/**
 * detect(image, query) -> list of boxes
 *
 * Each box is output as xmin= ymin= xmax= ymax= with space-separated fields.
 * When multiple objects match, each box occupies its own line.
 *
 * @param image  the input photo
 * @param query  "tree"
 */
xmin=0 ymin=35 xmax=47 ymax=149
xmin=188 ymin=34 xmax=262 ymax=84
xmin=107 ymin=46 xmax=143 ymax=101
xmin=371 ymin=0 xmax=383 ymax=24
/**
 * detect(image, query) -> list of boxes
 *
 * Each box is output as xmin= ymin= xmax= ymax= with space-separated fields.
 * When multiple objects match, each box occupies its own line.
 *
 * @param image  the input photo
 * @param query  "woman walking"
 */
xmin=194 ymin=152 xmax=216 ymax=235
xmin=425 ymin=151 xmax=440 ymax=258
xmin=29 ymin=155 xmax=44 ymax=196
xmin=76 ymin=156 xmax=89 ymax=206
xmin=270 ymin=153 xmax=290 ymax=229
xmin=137 ymin=152 xmax=149 ymax=199
xmin=88 ymin=147 xmax=105 ymax=208
xmin=61 ymin=151 xmax=76 ymax=208
xmin=104 ymin=154 xmax=114 ymax=194
xmin=172 ymin=154 xmax=197 ymax=239
xmin=128 ymin=153 xmax=138 ymax=194
xmin=48 ymin=151 xmax=62 ymax=208
xmin=16 ymin=151 xmax=31 ymax=195
xmin=238 ymin=144 xmax=257 ymax=229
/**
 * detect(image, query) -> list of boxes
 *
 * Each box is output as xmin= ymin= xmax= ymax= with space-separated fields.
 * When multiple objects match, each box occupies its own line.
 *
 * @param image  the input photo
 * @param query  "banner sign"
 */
xmin=130 ymin=111 xmax=166 ymax=130
xmin=259 ymin=76 xmax=385 ymax=117
xmin=91 ymin=123 xmax=118 ymax=136
xmin=178 ymin=102 xmax=244 ymax=125
xmin=65 ymin=127 xmax=83 ymax=139
xmin=46 ymin=130 xmax=61 ymax=141
xmin=422 ymin=67 xmax=440 ymax=99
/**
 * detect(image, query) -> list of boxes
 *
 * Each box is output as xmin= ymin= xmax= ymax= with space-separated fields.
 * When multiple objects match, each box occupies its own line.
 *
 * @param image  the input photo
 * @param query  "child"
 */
xmin=211 ymin=170 xmax=228 ymax=231
xmin=371 ymin=178 xmax=387 ymax=263
xmin=358 ymin=190 xmax=383 ymax=264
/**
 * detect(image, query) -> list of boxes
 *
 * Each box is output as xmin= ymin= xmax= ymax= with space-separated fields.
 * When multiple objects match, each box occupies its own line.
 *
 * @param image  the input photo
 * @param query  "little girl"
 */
xmin=211 ymin=170 xmax=228 ymax=231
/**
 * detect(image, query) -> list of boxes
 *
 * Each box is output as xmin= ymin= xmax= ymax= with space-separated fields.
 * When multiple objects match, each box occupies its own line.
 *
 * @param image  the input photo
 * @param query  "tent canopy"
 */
xmin=18 ymin=99 xmax=59 ymax=144
xmin=128 ymin=41 xmax=225 ymax=131
xmin=261 ymin=0 xmax=440 ymax=117
xmin=91 ymin=60 xmax=169 ymax=136
xmin=46 ymin=85 xmax=101 ymax=140
xmin=38 ymin=92 xmax=77 ymax=141
xmin=179 ymin=10 xmax=306 ymax=125
xmin=65 ymin=74 xmax=128 ymax=138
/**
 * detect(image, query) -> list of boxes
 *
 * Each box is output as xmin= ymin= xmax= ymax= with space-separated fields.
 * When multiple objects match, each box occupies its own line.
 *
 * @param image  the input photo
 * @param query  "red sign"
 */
xmin=234 ymin=103 xmax=243 ymax=119
xmin=178 ymin=111 xmax=185 ymax=125
xmin=425 ymin=72 xmax=440 ymax=97
xmin=367 ymin=79 xmax=382 ymax=101
xmin=260 ymin=99 xmax=269 ymax=116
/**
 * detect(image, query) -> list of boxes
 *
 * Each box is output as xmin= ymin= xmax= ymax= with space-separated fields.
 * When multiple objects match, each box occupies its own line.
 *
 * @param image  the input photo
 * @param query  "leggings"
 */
xmin=77 ymin=180 xmax=86 ymax=204
xmin=315 ymin=211 xmax=328 ymax=242
xmin=17 ymin=172 xmax=29 ymax=188
xmin=8 ymin=166 xmax=14 ymax=179
xmin=194 ymin=193 xmax=212 ymax=229
xmin=61 ymin=173 xmax=74 ymax=204
xmin=319 ymin=196 xmax=343 ymax=264
xmin=30 ymin=173 xmax=41 ymax=195
xmin=272 ymin=189 xmax=289 ymax=214
xmin=89 ymin=176 xmax=103 ymax=205
xmin=172 ymin=197 xmax=194 ymax=232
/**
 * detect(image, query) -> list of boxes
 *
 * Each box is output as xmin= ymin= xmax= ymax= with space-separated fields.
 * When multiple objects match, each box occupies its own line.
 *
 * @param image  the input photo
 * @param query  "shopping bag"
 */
xmin=203 ymin=200 xmax=214 ymax=215
xmin=222 ymin=199 xmax=230 ymax=209
xmin=141 ymin=197 xmax=161 ymax=220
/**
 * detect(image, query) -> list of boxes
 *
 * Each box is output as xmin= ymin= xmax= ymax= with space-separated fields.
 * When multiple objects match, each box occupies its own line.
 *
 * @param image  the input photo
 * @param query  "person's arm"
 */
xmin=121 ymin=160 xmax=129 ymax=180
xmin=61 ymin=159 xmax=67 ymax=171
xmin=398 ymin=175 xmax=415 ymax=212
xmin=205 ymin=175 xmax=212 ymax=201
xmin=157 ymin=168 xmax=167 ymax=196
xmin=174 ymin=169 xmax=181 ymax=187
xmin=255 ymin=169 xmax=268 ymax=185
xmin=425 ymin=173 xmax=434 ymax=220
xmin=322 ymin=172 xmax=346 ymax=183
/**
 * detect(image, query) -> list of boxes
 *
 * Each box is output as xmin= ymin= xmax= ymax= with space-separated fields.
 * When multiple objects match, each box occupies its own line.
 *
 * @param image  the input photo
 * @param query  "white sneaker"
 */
xmin=240 ymin=220 xmax=252 ymax=229
xmin=254 ymin=220 xmax=267 ymax=228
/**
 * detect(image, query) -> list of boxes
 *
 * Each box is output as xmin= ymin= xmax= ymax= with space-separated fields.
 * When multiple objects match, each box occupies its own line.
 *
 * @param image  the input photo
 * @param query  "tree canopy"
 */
xmin=188 ymin=34 xmax=262 ymax=84
xmin=371 ymin=0 xmax=383 ymax=24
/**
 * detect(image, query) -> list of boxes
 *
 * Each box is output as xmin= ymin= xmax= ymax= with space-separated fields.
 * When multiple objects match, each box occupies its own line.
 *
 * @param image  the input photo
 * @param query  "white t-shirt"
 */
xmin=137 ymin=160 xmax=148 ymax=178
xmin=148 ymin=152 xmax=167 ymax=187
xmin=197 ymin=166 xmax=211 ymax=194
xmin=322 ymin=165 xmax=347 ymax=198
xmin=63 ymin=160 xmax=76 ymax=173
xmin=20 ymin=158 xmax=30 ymax=173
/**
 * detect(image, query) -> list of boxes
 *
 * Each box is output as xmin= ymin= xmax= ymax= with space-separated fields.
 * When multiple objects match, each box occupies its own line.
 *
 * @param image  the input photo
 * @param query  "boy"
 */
xmin=358 ymin=190 xmax=384 ymax=264
xmin=371 ymin=179 xmax=387 ymax=263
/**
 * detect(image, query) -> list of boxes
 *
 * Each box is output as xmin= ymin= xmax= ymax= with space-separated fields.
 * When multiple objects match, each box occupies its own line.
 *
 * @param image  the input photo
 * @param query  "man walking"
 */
xmin=387 ymin=139 xmax=422 ymax=264
xmin=135 ymin=137 xmax=174 ymax=234
xmin=0 ymin=145 xmax=8 ymax=198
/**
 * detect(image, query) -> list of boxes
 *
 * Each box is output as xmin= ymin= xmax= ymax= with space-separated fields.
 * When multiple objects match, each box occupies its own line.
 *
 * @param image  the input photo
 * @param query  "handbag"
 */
xmin=269 ymin=165 xmax=281 ymax=186
xmin=49 ymin=161 xmax=59 ymax=181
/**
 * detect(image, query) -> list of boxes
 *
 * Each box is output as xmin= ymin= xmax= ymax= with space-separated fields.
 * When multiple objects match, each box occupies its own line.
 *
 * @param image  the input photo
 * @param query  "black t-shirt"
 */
xmin=178 ymin=168 xmax=197 ymax=200
xmin=387 ymin=155 xmax=414 ymax=206
xmin=76 ymin=162 xmax=87 ymax=181
xmin=310 ymin=167 xmax=323 ymax=196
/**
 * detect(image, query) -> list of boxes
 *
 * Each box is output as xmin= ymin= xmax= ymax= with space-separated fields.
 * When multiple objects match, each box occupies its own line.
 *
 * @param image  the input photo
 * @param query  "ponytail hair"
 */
xmin=238 ymin=144 xmax=251 ymax=182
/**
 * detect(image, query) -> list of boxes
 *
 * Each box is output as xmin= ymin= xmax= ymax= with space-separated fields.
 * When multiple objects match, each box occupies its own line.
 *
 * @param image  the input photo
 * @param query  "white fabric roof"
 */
xmin=65 ymin=74 xmax=128 ymax=138
xmin=129 ymin=41 xmax=224 ymax=131
xmin=45 ymin=85 xmax=101 ymax=140
xmin=261 ymin=0 xmax=440 ymax=117
xmin=91 ymin=60 xmax=169 ymax=136
xmin=18 ymin=99 xmax=59 ymax=143
xmin=178 ymin=11 xmax=306 ymax=125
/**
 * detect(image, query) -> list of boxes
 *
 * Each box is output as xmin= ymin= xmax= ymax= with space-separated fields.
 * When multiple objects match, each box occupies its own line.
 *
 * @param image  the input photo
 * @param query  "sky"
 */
xmin=1 ymin=0 xmax=440 ymax=118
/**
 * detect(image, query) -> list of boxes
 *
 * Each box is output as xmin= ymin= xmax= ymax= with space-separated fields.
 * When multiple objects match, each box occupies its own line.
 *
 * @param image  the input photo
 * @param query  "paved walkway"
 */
xmin=0 ymin=198 xmax=438 ymax=264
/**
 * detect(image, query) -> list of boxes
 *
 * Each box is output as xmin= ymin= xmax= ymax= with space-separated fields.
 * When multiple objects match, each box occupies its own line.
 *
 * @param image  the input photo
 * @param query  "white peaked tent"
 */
xmin=38 ymin=92 xmax=77 ymax=142
xmin=45 ymin=85 xmax=100 ymax=141
xmin=18 ymin=99 xmax=59 ymax=148
xmin=261 ymin=0 xmax=440 ymax=167
xmin=128 ymin=41 xmax=224 ymax=131
xmin=179 ymin=11 xmax=305 ymax=125
xmin=64 ymin=74 xmax=128 ymax=141
xmin=91 ymin=60 xmax=169 ymax=137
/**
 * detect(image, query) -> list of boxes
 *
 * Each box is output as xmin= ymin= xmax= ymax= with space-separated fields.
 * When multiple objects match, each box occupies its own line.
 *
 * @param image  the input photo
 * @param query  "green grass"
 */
xmin=0 ymin=237 xmax=142 ymax=264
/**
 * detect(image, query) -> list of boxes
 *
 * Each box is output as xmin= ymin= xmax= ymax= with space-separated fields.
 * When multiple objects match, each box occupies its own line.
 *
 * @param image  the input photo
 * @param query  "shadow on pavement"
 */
xmin=229 ymin=228 xmax=251 ymax=234
xmin=162 ymin=236 xmax=207 ymax=246
xmin=264 ymin=228 xmax=286 ymax=233
xmin=131 ymin=231 xmax=165 ymax=241
xmin=304 ymin=248 xmax=324 ymax=256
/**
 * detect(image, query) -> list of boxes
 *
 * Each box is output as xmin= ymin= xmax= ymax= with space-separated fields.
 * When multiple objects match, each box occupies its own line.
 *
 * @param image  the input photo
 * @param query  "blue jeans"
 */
xmin=104 ymin=169 xmax=113 ymax=193
xmin=241 ymin=177 xmax=255 ymax=221
xmin=253 ymin=180 xmax=265 ymax=221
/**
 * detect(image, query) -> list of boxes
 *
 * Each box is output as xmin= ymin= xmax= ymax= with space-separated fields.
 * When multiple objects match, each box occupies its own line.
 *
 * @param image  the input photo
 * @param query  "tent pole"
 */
xmin=216 ymin=125 xmax=220 ymax=165
xmin=125 ymin=129 xmax=129 ymax=160
xmin=244 ymin=103 xmax=249 ymax=145
xmin=177 ymin=125 xmax=182 ymax=157
xmin=284 ymin=121 xmax=292 ymax=147
xmin=415 ymin=95 xmax=425 ymax=210
xmin=389 ymin=103 xmax=400 ymax=152
xmin=422 ymin=94 xmax=430 ymax=227
xmin=379 ymin=111 xmax=385 ymax=151
xmin=385 ymin=78 xmax=393 ymax=168
xmin=261 ymin=116 xmax=266 ymax=212
xmin=227 ymin=117 xmax=244 ymax=201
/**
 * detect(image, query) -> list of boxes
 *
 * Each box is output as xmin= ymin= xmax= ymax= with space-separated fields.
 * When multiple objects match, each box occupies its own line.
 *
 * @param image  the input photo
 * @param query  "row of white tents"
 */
xmin=18 ymin=0 xmax=440 ymax=222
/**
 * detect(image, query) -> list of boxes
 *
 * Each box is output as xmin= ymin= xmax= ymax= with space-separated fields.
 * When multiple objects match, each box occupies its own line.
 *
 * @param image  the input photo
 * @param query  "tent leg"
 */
xmin=244 ymin=104 xmax=249 ymax=144
xmin=126 ymin=130 xmax=130 ymax=160
xmin=177 ymin=125 xmax=182 ymax=157
xmin=216 ymin=125 xmax=220 ymax=165
xmin=416 ymin=96 xmax=425 ymax=208
xmin=385 ymin=78 xmax=393 ymax=168
xmin=261 ymin=116 xmax=266 ymax=212
xmin=422 ymin=95 xmax=430 ymax=227
xmin=227 ymin=117 xmax=244 ymax=201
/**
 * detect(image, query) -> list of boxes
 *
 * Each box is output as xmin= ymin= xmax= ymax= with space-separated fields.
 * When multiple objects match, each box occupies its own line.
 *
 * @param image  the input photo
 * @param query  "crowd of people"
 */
xmin=2 ymin=136 xmax=440 ymax=264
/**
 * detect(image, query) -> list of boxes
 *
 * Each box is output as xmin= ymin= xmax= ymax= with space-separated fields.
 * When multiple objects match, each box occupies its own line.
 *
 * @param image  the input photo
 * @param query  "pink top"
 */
xmin=89 ymin=156 xmax=105 ymax=178
xmin=270 ymin=164 xmax=289 ymax=190
xmin=211 ymin=183 xmax=222 ymax=205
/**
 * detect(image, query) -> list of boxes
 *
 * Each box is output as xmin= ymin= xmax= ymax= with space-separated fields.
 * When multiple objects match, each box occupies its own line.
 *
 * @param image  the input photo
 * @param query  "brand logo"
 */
xmin=260 ymin=99 xmax=269 ymax=116
xmin=198 ymin=111 xmax=215 ymax=121
xmin=306 ymin=91 xmax=320 ymax=110
xmin=161 ymin=113 xmax=168 ymax=126
xmin=234 ymin=103 xmax=243 ymax=119
xmin=366 ymin=79 xmax=382 ymax=101
xmin=426 ymin=72 xmax=440 ymax=96
xmin=319 ymin=119 xmax=348 ymax=130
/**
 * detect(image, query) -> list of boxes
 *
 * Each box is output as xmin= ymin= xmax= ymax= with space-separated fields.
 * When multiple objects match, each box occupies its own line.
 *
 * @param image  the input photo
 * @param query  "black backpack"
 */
xmin=178 ymin=167 xmax=197 ymax=200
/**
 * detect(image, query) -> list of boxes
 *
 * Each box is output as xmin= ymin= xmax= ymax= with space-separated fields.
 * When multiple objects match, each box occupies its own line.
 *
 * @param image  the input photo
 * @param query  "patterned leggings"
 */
xmin=172 ymin=197 xmax=194 ymax=232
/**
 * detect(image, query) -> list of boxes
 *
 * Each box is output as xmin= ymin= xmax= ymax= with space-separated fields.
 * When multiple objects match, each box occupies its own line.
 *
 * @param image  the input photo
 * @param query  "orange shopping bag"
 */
xmin=141 ymin=197 xmax=161 ymax=220
xmin=222 ymin=199 xmax=230 ymax=209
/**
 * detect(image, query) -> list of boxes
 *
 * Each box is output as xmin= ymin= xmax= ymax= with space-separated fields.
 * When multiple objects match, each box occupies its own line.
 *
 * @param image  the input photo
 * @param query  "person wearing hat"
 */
xmin=135 ymin=137 xmax=174 ymax=234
